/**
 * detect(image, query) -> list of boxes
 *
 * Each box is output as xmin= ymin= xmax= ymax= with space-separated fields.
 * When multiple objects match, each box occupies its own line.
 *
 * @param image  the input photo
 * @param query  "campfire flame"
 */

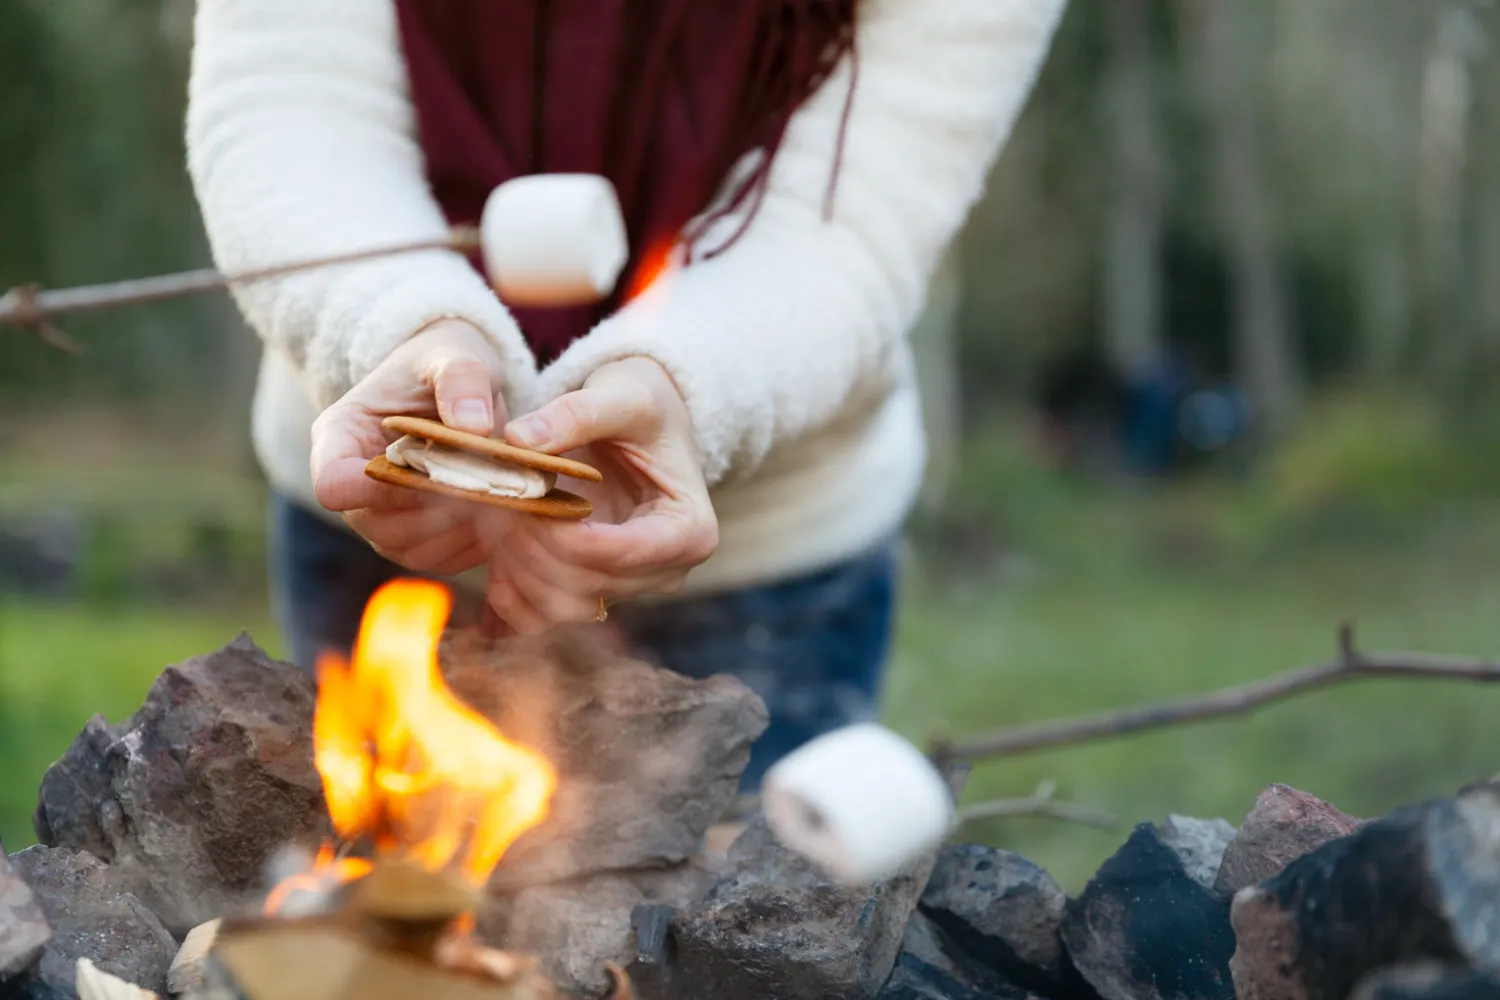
xmin=623 ymin=236 xmax=675 ymax=303
xmin=268 ymin=578 xmax=556 ymax=913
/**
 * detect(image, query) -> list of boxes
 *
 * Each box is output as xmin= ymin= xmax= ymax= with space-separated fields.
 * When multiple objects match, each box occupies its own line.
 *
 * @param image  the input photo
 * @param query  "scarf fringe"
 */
xmin=684 ymin=0 xmax=860 ymax=264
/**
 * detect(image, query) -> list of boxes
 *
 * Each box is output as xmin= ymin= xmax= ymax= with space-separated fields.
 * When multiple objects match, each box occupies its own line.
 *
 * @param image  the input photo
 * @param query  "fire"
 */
xmin=262 ymin=845 xmax=373 ymax=915
xmin=278 ymin=578 xmax=556 ymax=907
xmin=623 ymin=236 xmax=676 ymax=303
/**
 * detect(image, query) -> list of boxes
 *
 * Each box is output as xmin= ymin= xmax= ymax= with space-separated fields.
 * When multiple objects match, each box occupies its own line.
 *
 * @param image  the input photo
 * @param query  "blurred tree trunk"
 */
xmin=1103 ymin=0 xmax=1166 ymax=381
xmin=1357 ymin=226 xmax=1414 ymax=379
xmin=913 ymin=250 xmax=962 ymax=514
xmin=1416 ymin=3 xmax=1485 ymax=403
xmin=1177 ymin=0 xmax=1302 ymax=437
xmin=1356 ymin=5 xmax=1419 ymax=380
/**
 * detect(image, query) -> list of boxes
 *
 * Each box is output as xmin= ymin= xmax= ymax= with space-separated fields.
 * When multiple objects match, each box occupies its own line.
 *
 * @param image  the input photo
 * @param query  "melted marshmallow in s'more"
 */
xmin=384 ymin=435 xmax=556 ymax=499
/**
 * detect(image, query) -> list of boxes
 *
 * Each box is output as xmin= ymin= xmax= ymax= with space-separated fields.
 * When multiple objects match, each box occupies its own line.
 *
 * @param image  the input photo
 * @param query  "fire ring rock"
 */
xmin=1229 ymin=783 xmax=1500 ymax=1000
xmin=32 ymin=635 xmax=331 ymax=937
xmin=4 ymin=846 xmax=177 ymax=999
xmin=918 ymin=843 xmax=1070 ymax=995
xmin=670 ymin=808 xmax=951 ymax=1000
xmin=0 ymin=846 xmax=50 ymax=981
xmin=441 ymin=627 xmax=770 ymax=889
xmin=1060 ymin=822 xmax=1237 ymax=1000
xmin=1214 ymin=783 xmax=1361 ymax=898
xmin=1351 ymin=964 xmax=1500 ymax=1000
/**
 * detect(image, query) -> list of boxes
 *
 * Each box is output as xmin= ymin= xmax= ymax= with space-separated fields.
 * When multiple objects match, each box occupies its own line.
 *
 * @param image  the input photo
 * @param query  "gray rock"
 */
xmin=1158 ymin=815 xmax=1237 ymax=890
xmin=5 ymin=847 xmax=176 ymax=999
xmin=0 ymin=850 xmax=49 ymax=981
xmin=1229 ymin=783 xmax=1500 ymax=1000
xmin=621 ymin=904 xmax=680 ymax=1000
xmin=1061 ymin=823 xmax=1236 ymax=1000
xmin=879 ymin=952 xmax=1036 ymax=1000
xmin=1352 ymin=964 xmax=1500 ymax=1000
xmin=1214 ymin=783 xmax=1361 ymax=897
xmin=33 ymin=634 xmax=331 ymax=937
xmin=479 ymin=864 xmax=714 ymax=999
xmin=670 ymin=804 xmax=952 ymax=1000
xmin=895 ymin=912 xmax=1042 ymax=1000
xmin=918 ymin=843 xmax=1069 ymax=994
xmin=441 ymin=627 xmax=769 ymax=890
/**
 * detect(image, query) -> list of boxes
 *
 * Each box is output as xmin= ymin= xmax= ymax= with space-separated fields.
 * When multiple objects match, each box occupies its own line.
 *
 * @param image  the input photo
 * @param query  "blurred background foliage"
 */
xmin=2 ymin=0 xmax=1499 ymax=887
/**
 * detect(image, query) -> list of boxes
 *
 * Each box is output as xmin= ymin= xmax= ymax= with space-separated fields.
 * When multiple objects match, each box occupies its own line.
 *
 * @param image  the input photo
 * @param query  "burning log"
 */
xmin=75 ymin=959 xmax=157 ymax=1000
xmin=202 ymin=859 xmax=636 ymax=1000
xmin=167 ymin=920 xmax=221 ymax=996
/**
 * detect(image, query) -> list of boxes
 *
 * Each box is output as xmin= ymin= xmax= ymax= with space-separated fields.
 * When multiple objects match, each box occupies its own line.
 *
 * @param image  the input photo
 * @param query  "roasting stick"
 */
xmin=0 ymin=172 xmax=630 ymax=352
xmin=0 ymin=229 xmax=478 ymax=328
xmin=0 ymin=232 xmax=479 ymax=356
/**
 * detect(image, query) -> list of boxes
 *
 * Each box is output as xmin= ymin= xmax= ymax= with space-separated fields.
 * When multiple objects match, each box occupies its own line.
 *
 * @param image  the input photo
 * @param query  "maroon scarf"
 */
xmin=393 ymin=0 xmax=857 ymax=365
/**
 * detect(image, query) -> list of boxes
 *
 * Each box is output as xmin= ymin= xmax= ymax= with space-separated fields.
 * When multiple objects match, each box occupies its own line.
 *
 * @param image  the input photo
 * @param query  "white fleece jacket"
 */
xmin=186 ymin=0 xmax=1065 ymax=597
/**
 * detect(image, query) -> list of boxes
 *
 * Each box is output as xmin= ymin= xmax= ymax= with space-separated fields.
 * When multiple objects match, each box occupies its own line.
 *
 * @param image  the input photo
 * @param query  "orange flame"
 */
xmin=285 ymin=578 xmax=556 ymax=903
xmin=623 ymin=237 xmax=676 ymax=304
xmin=262 ymin=845 xmax=373 ymax=915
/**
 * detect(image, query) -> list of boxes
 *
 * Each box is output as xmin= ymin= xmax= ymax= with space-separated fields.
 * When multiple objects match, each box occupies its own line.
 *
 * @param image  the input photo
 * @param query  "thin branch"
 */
xmin=934 ymin=623 xmax=1500 ymax=762
xmin=0 ymin=227 xmax=481 ymax=346
xmin=955 ymin=779 xmax=1119 ymax=830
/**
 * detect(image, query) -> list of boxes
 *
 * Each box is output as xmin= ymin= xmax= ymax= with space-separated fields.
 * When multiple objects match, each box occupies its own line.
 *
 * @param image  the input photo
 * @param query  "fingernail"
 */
xmin=509 ymin=415 xmax=549 ymax=449
xmin=453 ymin=398 xmax=489 ymax=430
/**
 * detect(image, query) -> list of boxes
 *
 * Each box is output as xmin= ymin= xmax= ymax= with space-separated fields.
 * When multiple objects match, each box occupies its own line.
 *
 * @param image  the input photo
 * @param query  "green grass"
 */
xmin=0 ymin=600 xmax=279 ymax=849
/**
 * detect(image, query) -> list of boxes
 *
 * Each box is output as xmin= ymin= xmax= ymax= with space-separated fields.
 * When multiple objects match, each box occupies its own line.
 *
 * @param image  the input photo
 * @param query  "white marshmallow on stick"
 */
xmin=480 ymin=173 xmax=629 ymax=307
xmin=762 ymin=723 xmax=956 ymax=886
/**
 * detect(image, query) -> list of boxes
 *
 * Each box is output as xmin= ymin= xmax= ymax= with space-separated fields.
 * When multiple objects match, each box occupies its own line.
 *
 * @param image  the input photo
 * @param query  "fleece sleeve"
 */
xmin=184 ymin=0 xmax=537 ymax=409
xmin=534 ymin=0 xmax=1068 ymax=486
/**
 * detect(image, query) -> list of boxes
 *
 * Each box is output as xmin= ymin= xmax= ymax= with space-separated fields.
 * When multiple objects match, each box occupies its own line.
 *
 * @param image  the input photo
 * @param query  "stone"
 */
xmin=621 ymin=904 xmax=680 ymax=1000
xmin=1214 ymin=784 xmax=1361 ymax=897
xmin=1351 ymin=964 xmax=1500 ymax=1000
xmin=33 ymin=635 xmax=330 ymax=937
xmin=1229 ymin=783 xmax=1500 ymax=1000
xmin=480 ymin=864 xmax=714 ymax=1000
xmin=918 ymin=843 xmax=1069 ymax=995
xmin=879 ymin=952 xmax=1034 ymax=1000
xmin=0 ymin=849 xmax=50 ymax=981
xmin=670 ymin=806 xmax=947 ymax=1000
xmin=1158 ymin=815 xmax=1237 ymax=890
xmin=1061 ymin=823 xmax=1236 ymax=1000
xmin=4 ymin=847 xmax=176 ymax=999
xmin=894 ymin=912 xmax=1043 ymax=1000
xmin=441 ymin=627 xmax=769 ymax=889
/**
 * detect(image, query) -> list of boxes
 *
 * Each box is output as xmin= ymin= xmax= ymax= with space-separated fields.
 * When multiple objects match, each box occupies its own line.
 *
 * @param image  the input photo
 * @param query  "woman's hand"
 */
xmin=479 ymin=356 xmax=718 ymax=634
xmin=309 ymin=319 xmax=509 ymax=576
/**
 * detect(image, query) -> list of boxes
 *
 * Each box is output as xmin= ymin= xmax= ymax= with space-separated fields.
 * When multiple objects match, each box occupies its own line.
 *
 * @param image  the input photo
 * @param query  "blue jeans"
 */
xmin=267 ymin=494 xmax=899 ymax=791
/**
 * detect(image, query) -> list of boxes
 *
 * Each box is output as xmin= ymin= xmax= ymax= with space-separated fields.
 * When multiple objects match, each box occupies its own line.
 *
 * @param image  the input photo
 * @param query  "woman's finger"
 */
xmin=504 ymin=559 xmax=604 ymax=624
xmin=504 ymin=524 xmax=613 ymax=596
xmin=530 ymin=509 xmax=717 ymax=576
xmin=486 ymin=568 xmax=553 ymax=636
xmin=311 ymin=402 xmax=419 ymax=512
xmin=398 ymin=524 xmax=483 ymax=575
xmin=424 ymin=346 xmax=500 ymax=434
xmin=509 ymin=522 xmax=693 ymax=604
xmin=427 ymin=542 xmax=489 ymax=579
xmin=343 ymin=500 xmax=470 ymax=551
xmin=505 ymin=377 xmax=660 ymax=454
